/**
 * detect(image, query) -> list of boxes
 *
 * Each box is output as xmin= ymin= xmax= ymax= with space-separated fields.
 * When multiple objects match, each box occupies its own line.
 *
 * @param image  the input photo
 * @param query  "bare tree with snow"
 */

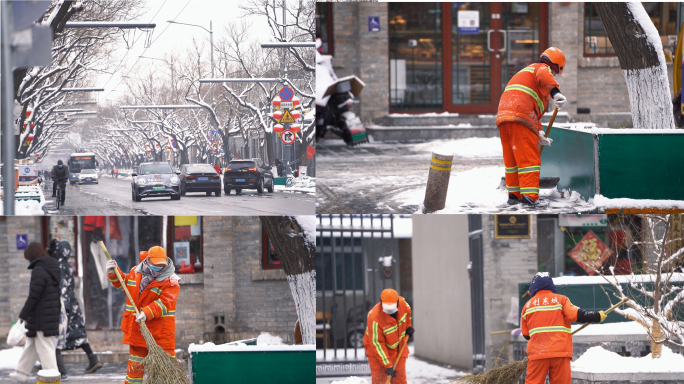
xmin=596 ymin=214 xmax=684 ymax=358
xmin=594 ymin=3 xmax=676 ymax=129
xmin=259 ymin=216 xmax=316 ymax=345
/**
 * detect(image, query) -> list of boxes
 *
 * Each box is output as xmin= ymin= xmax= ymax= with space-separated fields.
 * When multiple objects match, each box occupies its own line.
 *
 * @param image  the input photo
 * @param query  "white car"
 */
xmin=78 ymin=168 xmax=99 ymax=184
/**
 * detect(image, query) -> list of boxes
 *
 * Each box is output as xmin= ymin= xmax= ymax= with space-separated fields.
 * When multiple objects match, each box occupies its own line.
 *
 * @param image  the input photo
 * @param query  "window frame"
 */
xmin=262 ymin=228 xmax=284 ymax=270
xmin=316 ymin=2 xmax=334 ymax=55
xmin=166 ymin=216 xmax=204 ymax=274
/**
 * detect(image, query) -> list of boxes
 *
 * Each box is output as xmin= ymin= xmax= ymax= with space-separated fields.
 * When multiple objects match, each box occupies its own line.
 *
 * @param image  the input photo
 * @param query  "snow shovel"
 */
xmin=385 ymin=335 xmax=409 ymax=384
xmin=497 ymin=107 xmax=560 ymax=191
xmin=458 ymin=297 xmax=629 ymax=384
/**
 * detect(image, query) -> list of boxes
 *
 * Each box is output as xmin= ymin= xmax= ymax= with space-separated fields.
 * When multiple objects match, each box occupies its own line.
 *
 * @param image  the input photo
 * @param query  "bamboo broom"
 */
xmin=385 ymin=335 xmax=409 ymax=384
xmin=100 ymin=241 xmax=189 ymax=384
xmin=456 ymin=297 xmax=629 ymax=384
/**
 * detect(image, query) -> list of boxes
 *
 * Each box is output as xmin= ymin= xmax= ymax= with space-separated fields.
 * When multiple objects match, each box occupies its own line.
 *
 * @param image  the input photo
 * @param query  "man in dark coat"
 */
xmin=10 ymin=242 xmax=61 ymax=382
xmin=48 ymin=240 xmax=103 ymax=375
xmin=50 ymin=159 xmax=69 ymax=201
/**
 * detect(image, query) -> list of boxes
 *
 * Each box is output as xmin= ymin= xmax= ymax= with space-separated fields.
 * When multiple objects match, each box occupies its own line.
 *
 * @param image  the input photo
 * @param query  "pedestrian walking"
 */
xmin=106 ymin=246 xmax=180 ymax=384
xmin=47 ymin=240 xmax=103 ymax=377
xmin=213 ymin=162 xmax=222 ymax=175
xmin=9 ymin=243 xmax=61 ymax=383
xmin=496 ymin=47 xmax=567 ymax=207
xmin=113 ymin=167 xmax=119 ymax=179
xmin=363 ymin=288 xmax=414 ymax=384
xmin=521 ymin=272 xmax=606 ymax=384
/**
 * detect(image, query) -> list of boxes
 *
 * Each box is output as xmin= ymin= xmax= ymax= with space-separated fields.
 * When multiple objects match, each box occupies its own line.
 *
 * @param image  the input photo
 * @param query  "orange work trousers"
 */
xmin=125 ymin=345 xmax=176 ymax=384
xmin=368 ymin=354 xmax=407 ymax=384
xmin=498 ymin=121 xmax=541 ymax=201
xmin=525 ymin=357 xmax=571 ymax=384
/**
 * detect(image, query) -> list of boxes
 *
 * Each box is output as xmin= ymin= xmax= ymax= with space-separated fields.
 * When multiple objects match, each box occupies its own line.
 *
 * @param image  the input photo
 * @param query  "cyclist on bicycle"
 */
xmin=51 ymin=160 xmax=69 ymax=204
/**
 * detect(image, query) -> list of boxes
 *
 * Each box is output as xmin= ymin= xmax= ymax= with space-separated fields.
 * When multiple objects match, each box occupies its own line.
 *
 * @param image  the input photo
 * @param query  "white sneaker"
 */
xmin=9 ymin=371 xmax=29 ymax=382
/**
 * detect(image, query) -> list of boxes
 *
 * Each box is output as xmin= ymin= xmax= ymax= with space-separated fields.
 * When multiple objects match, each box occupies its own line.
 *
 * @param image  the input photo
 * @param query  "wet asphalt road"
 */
xmin=44 ymin=175 xmax=314 ymax=215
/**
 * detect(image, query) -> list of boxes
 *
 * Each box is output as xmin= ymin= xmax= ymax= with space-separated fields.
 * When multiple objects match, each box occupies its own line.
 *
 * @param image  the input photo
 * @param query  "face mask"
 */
xmin=58 ymin=165 xmax=63 ymax=168
xmin=149 ymin=263 xmax=164 ymax=272
xmin=383 ymin=308 xmax=398 ymax=315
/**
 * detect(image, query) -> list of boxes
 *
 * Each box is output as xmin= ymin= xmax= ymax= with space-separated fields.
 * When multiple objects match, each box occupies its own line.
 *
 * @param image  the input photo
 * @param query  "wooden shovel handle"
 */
xmin=572 ymin=297 xmax=629 ymax=335
xmin=385 ymin=335 xmax=409 ymax=384
xmin=100 ymin=241 xmax=141 ymax=316
xmin=539 ymin=107 xmax=558 ymax=156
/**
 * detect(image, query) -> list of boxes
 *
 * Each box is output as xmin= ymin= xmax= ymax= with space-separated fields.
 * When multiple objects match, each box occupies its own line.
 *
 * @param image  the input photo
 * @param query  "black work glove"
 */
xmin=405 ymin=327 xmax=415 ymax=337
xmin=386 ymin=367 xmax=397 ymax=378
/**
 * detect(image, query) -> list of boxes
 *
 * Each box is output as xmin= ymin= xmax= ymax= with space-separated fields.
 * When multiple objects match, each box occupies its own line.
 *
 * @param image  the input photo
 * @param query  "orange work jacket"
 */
xmin=363 ymin=297 xmax=412 ymax=368
xmin=521 ymin=290 xmax=579 ymax=361
xmin=496 ymin=62 xmax=559 ymax=134
xmin=108 ymin=265 xmax=180 ymax=350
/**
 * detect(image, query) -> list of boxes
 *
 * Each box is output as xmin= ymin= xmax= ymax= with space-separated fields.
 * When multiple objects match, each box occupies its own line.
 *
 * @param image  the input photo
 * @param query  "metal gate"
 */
xmin=316 ymin=214 xmax=398 ymax=378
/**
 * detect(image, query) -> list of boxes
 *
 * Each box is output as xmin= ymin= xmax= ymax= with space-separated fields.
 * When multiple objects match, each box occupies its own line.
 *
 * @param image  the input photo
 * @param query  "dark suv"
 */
xmin=224 ymin=159 xmax=274 ymax=194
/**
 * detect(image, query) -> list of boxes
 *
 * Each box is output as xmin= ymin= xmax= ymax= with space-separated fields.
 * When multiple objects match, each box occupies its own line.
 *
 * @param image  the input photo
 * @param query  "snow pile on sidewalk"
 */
xmin=406 ymin=346 xmax=466 ymax=383
xmin=569 ymin=321 xmax=647 ymax=336
xmin=572 ymin=346 xmax=684 ymax=373
xmin=592 ymin=195 xmax=684 ymax=210
xmin=413 ymin=138 xmax=503 ymax=159
xmin=188 ymin=339 xmax=314 ymax=352
xmin=331 ymin=377 xmax=368 ymax=384
xmin=256 ymin=332 xmax=285 ymax=346
xmin=0 ymin=347 xmax=23 ymax=370
xmin=0 ymin=186 xmax=45 ymax=215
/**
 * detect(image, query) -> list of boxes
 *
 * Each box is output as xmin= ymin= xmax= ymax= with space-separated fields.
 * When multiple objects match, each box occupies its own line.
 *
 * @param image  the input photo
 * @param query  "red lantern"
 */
xmin=272 ymin=111 xmax=283 ymax=121
xmin=25 ymin=110 xmax=32 ymax=118
xmin=292 ymin=96 xmax=300 ymax=107
xmin=271 ymin=96 xmax=281 ymax=108
xmin=26 ymin=135 xmax=35 ymax=142
xmin=273 ymin=124 xmax=284 ymax=133
xmin=291 ymin=110 xmax=301 ymax=120
xmin=289 ymin=124 xmax=301 ymax=133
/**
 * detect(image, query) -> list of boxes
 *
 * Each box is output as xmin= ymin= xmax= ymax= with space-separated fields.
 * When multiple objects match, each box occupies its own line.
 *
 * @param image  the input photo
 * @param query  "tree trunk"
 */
xmin=652 ymin=321 xmax=663 ymax=358
xmin=259 ymin=216 xmax=315 ymax=345
xmin=594 ymin=2 xmax=675 ymax=129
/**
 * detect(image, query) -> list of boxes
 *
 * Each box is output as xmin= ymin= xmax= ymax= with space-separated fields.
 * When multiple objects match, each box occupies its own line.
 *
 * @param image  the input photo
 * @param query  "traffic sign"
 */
xmin=279 ymin=109 xmax=296 ymax=124
xmin=279 ymin=87 xmax=294 ymax=101
xmin=281 ymin=130 xmax=296 ymax=145
xmin=280 ymin=101 xmax=293 ymax=109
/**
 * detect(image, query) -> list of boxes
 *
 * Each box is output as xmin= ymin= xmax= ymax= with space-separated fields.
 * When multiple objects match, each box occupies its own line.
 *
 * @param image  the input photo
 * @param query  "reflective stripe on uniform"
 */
xmin=505 ymin=166 xmax=518 ymax=174
xmin=383 ymin=325 xmax=398 ymax=335
xmin=126 ymin=305 xmax=135 ymax=312
xmin=128 ymin=354 xmax=144 ymax=363
xmin=529 ymin=325 xmax=572 ymax=336
xmin=399 ymin=313 xmax=407 ymax=325
xmin=154 ymin=299 xmax=170 ymax=317
xmin=127 ymin=280 xmax=137 ymax=287
xmin=387 ymin=340 xmax=400 ymax=349
xmin=151 ymin=287 xmax=162 ymax=295
xmin=506 ymin=185 xmax=520 ymax=193
xmin=373 ymin=322 xmax=390 ymax=365
xmin=518 ymin=166 xmax=540 ymax=174
xmin=519 ymin=66 xmax=535 ymax=74
xmin=521 ymin=187 xmax=540 ymax=194
xmin=522 ymin=304 xmax=562 ymax=318
xmin=125 ymin=376 xmax=143 ymax=383
xmin=504 ymin=84 xmax=544 ymax=114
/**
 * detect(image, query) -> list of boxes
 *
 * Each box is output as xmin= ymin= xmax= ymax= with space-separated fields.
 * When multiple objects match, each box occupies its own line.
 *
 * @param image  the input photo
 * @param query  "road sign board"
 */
xmin=279 ymin=87 xmax=294 ymax=101
xmin=279 ymin=109 xmax=296 ymax=124
xmin=280 ymin=101 xmax=293 ymax=109
xmin=281 ymin=130 xmax=296 ymax=145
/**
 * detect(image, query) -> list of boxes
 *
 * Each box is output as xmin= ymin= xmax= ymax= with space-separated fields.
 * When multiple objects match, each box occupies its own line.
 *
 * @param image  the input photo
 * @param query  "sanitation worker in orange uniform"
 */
xmin=521 ymin=273 xmax=606 ymax=384
xmin=497 ymin=47 xmax=568 ymax=207
xmin=106 ymin=246 xmax=180 ymax=384
xmin=363 ymin=289 xmax=414 ymax=384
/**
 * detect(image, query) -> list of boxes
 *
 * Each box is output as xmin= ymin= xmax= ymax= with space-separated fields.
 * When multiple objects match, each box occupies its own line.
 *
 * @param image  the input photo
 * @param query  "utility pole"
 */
xmin=1 ymin=1 xmax=15 ymax=214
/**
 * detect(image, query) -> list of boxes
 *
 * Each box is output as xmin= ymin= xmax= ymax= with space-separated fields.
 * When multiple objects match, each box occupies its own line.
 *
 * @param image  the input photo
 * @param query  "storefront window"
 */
xmin=390 ymin=2 xmax=443 ymax=110
xmin=82 ymin=216 xmax=164 ymax=330
xmin=316 ymin=3 xmax=333 ymax=55
xmin=43 ymin=216 xmax=78 ymax=274
xmin=500 ymin=3 xmax=541 ymax=90
xmin=584 ymin=2 xmax=678 ymax=60
xmin=168 ymin=216 xmax=203 ymax=274
xmin=451 ymin=3 xmax=491 ymax=105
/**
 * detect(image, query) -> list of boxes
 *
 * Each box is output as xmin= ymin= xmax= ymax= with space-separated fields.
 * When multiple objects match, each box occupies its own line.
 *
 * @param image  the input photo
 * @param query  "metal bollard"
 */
xmin=423 ymin=152 xmax=453 ymax=213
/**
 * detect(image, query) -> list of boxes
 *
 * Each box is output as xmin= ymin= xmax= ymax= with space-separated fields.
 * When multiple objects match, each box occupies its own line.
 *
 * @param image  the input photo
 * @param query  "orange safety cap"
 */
xmin=540 ymin=47 xmax=565 ymax=74
xmin=380 ymin=288 xmax=398 ymax=304
xmin=139 ymin=251 xmax=148 ymax=263
xmin=148 ymin=246 xmax=167 ymax=265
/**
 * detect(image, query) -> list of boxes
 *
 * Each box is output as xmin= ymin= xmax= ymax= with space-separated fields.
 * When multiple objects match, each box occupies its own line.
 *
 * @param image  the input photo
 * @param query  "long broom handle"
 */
xmin=385 ymin=335 xmax=409 ymax=384
xmin=571 ymin=297 xmax=629 ymax=335
xmin=99 ymin=240 xmax=141 ymax=316
xmin=539 ymin=107 xmax=558 ymax=156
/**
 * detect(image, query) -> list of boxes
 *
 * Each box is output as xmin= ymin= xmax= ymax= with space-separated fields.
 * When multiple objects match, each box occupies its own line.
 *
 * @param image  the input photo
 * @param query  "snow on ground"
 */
xmin=572 ymin=346 xmax=684 ymax=373
xmin=257 ymin=332 xmax=285 ymax=345
xmin=592 ymin=195 xmax=684 ymax=210
xmin=388 ymin=112 xmax=460 ymax=117
xmin=412 ymin=138 xmax=503 ymax=158
xmin=331 ymin=377 xmax=368 ymax=384
xmin=0 ymin=347 xmax=23 ymax=370
xmin=0 ymin=185 xmax=45 ymax=215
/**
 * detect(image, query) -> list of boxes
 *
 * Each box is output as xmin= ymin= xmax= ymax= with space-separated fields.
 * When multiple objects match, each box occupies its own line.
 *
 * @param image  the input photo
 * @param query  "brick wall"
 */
xmin=482 ymin=215 xmax=538 ymax=364
xmin=332 ymin=2 xmax=390 ymax=123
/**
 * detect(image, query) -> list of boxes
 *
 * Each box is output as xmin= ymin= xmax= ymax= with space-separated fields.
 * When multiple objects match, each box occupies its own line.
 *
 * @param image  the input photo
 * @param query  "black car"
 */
xmin=223 ymin=159 xmax=274 ymax=195
xmin=179 ymin=164 xmax=221 ymax=196
xmin=131 ymin=162 xmax=181 ymax=201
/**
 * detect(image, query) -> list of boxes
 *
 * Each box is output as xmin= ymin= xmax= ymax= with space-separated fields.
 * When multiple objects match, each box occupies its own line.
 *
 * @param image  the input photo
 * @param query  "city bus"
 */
xmin=67 ymin=152 xmax=98 ymax=185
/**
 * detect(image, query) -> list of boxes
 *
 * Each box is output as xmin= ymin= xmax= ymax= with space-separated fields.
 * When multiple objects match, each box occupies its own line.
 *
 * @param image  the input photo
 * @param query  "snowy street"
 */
xmin=316 ymin=346 xmax=466 ymax=384
xmin=316 ymin=138 xmax=599 ymax=214
xmin=0 ymin=362 xmax=128 ymax=383
xmin=42 ymin=175 xmax=314 ymax=215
